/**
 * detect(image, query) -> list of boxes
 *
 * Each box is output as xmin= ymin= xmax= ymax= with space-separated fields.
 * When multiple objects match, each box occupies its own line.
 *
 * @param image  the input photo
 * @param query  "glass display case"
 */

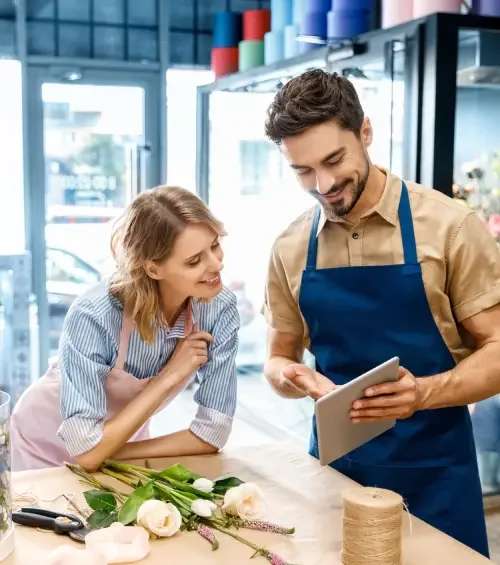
xmin=452 ymin=24 xmax=500 ymax=496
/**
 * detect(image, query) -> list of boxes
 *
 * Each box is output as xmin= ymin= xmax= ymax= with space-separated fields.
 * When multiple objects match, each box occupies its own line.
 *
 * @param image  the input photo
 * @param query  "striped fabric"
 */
xmin=58 ymin=279 xmax=240 ymax=456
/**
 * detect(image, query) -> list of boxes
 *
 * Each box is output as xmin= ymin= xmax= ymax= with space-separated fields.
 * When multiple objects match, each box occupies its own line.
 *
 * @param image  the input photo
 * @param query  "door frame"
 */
xmin=25 ymin=65 xmax=164 ymax=373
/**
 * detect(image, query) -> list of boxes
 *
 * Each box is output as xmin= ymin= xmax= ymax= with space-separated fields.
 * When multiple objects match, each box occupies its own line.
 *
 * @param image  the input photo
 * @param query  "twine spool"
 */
xmin=341 ymin=487 xmax=403 ymax=565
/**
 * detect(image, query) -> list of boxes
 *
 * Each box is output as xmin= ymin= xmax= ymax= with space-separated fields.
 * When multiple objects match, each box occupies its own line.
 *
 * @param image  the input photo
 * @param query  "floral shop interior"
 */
xmin=1 ymin=0 xmax=500 ymax=563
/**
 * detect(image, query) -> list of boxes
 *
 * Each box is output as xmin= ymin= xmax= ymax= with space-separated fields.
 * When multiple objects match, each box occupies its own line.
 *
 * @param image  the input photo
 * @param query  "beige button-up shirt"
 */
xmin=262 ymin=168 xmax=500 ymax=363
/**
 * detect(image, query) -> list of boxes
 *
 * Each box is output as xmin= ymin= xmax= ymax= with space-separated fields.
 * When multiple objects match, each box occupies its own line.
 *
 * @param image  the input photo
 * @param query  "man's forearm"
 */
xmin=113 ymin=429 xmax=218 ymax=461
xmin=264 ymin=356 xmax=307 ymax=399
xmin=419 ymin=342 xmax=500 ymax=409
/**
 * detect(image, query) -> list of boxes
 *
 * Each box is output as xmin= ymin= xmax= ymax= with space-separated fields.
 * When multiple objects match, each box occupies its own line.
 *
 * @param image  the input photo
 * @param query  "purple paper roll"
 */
xmin=477 ymin=0 xmax=500 ymax=16
xmin=306 ymin=0 xmax=331 ymax=13
xmin=301 ymin=10 xmax=328 ymax=37
xmin=327 ymin=9 xmax=371 ymax=39
xmin=332 ymin=0 xmax=373 ymax=10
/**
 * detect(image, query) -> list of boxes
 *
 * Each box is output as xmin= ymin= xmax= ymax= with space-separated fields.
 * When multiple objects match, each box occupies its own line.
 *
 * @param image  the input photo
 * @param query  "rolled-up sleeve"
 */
xmin=190 ymin=292 xmax=240 ymax=449
xmin=447 ymin=212 xmax=500 ymax=322
xmin=57 ymin=298 xmax=113 ymax=457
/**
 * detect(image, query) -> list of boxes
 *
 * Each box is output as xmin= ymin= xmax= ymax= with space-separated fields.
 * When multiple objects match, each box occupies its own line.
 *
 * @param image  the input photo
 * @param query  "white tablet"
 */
xmin=315 ymin=357 xmax=400 ymax=466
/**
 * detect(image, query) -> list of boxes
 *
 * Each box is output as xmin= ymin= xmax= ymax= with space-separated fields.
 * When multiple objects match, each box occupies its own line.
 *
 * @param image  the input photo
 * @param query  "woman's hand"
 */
xmin=160 ymin=331 xmax=214 ymax=383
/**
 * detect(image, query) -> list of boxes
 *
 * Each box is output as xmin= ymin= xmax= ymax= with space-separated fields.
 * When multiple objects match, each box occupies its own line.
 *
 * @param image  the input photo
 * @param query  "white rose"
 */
xmin=191 ymin=499 xmax=217 ymax=518
xmin=222 ymin=483 xmax=266 ymax=519
xmin=192 ymin=478 xmax=214 ymax=493
xmin=136 ymin=500 xmax=182 ymax=538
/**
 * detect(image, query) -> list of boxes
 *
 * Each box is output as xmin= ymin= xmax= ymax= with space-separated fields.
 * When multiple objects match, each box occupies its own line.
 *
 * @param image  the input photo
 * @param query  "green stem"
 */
xmin=100 ymin=468 xmax=138 ymax=487
xmin=105 ymin=460 xmax=152 ymax=475
xmin=209 ymin=522 xmax=262 ymax=553
xmin=66 ymin=464 xmax=127 ymax=503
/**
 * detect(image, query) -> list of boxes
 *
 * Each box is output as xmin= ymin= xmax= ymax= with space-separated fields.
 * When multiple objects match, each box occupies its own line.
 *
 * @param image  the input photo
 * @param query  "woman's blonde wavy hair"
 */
xmin=109 ymin=185 xmax=225 ymax=344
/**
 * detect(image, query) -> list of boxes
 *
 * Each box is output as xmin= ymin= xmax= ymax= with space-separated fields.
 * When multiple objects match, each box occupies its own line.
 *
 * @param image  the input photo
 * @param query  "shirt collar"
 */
xmin=317 ymin=167 xmax=402 ymax=234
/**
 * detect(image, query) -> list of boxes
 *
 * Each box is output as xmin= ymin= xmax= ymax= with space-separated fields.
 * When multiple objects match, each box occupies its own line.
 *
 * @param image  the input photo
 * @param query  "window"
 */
xmin=239 ymin=140 xmax=272 ymax=196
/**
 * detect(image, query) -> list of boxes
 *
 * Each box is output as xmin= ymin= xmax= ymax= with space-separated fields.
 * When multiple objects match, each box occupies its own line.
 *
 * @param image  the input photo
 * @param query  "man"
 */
xmin=262 ymin=69 xmax=500 ymax=558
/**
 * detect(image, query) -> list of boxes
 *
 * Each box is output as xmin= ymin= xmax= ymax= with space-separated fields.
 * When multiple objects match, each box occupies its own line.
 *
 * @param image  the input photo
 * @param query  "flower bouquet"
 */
xmin=67 ymin=460 xmax=295 ymax=564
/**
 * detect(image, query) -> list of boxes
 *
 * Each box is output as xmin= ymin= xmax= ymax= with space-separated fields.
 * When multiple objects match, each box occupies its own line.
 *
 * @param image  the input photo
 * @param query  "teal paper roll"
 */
xmin=265 ymin=30 xmax=284 ymax=64
xmin=239 ymin=40 xmax=265 ymax=71
xmin=284 ymin=24 xmax=299 ymax=58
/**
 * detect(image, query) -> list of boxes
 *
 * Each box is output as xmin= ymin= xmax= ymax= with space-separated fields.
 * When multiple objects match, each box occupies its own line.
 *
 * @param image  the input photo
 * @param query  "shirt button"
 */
xmin=352 ymin=232 xmax=359 ymax=239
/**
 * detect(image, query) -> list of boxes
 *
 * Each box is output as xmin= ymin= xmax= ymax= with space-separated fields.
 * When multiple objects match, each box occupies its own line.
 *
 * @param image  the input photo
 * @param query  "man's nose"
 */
xmin=316 ymin=171 xmax=337 ymax=195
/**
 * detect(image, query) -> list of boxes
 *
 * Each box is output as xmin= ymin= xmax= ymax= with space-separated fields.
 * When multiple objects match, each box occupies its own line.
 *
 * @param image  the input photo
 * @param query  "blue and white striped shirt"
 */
xmin=57 ymin=279 xmax=240 ymax=457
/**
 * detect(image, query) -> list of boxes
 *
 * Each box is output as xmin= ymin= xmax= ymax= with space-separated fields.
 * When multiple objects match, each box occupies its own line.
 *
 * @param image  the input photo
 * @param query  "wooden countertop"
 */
xmin=4 ymin=442 xmax=494 ymax=564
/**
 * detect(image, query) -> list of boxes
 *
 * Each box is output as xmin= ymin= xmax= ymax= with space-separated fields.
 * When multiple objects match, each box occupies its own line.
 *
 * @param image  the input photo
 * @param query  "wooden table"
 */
xmin=4 ymin=442 xmax=495 ymax=564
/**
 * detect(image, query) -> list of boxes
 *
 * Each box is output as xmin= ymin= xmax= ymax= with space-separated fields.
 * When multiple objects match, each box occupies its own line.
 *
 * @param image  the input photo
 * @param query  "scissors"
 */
xmin=12 ymin=507 xmax=90 ymax=542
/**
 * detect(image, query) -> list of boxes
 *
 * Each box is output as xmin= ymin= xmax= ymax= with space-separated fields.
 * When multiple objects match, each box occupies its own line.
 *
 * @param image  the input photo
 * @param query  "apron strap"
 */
xmin=306 ymin=206 xmax=322 ymax=270
xmin=398 ymin=181 xmax=419 ymax=266
xmin=115 ymin=312 xmax=133 ymax=371
xmin=305 ymin=181 xmax=418 ymax=269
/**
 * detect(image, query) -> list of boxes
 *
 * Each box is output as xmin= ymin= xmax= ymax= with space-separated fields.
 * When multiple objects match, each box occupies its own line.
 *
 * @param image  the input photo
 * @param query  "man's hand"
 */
xmin=349 ymin=367 xmax=423 ymax=422
xmin=281 ymin=364 xmax=336 ymax=400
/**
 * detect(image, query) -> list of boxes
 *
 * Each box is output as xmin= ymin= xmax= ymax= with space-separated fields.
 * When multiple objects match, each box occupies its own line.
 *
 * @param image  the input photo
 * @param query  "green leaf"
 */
xmin=152 ymin=463 xmax=202 ymax=483
xmin=154 ymin=487 xmax=192 ymax=519
xmin=213 ymin=477 xmax=244 ymax=495
xmin=118 ymin=480 xmax=155 ymax=525
xmin=84 ymin=489 xmax=118 ymax=512
xmin=87 ymin=509 xmax=119 ymax=530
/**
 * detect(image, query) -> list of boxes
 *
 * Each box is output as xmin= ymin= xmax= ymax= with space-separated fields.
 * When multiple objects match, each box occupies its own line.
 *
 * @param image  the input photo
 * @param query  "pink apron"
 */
xmin=10 ymin=303 xmax=195 ymax=471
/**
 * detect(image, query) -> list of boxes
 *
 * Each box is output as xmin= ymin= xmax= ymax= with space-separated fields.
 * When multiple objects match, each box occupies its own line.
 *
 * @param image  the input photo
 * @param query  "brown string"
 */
xmin=341 ymin=487 xmax=403 ymax=565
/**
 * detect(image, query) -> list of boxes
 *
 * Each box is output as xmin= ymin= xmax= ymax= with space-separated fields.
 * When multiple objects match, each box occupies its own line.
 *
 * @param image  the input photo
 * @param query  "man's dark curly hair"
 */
xmin=265 ymin=69 xmax=364 ymax=145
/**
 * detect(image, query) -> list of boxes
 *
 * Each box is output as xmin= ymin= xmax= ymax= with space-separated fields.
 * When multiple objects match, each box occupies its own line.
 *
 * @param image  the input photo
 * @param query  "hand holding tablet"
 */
xmin=314 ymin=357 xmax=401 ymax=466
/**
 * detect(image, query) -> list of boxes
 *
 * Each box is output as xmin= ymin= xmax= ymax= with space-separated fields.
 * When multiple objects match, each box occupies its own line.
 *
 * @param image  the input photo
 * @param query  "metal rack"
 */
xmin=196 ymin=12 xmax=500 ymax=204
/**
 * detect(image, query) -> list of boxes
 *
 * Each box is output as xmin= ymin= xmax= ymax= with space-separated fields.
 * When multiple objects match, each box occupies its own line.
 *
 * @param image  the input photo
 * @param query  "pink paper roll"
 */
xmin=382 ymin=0 xmax=413 ymax=28
xmin=413 ymin=0 xmax=462 ymax=18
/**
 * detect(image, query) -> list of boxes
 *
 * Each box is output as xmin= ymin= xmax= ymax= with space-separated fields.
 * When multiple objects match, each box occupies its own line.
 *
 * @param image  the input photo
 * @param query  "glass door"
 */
xmin=26 ymin=66 xmax=162 ymax=370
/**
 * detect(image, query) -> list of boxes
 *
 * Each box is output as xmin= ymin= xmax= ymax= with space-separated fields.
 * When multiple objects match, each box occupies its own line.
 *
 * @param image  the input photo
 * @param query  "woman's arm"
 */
xmin=59 ymin=299 xmax=204 ymax=472
xmin=111 ymin=289 xmax=240 ymax=461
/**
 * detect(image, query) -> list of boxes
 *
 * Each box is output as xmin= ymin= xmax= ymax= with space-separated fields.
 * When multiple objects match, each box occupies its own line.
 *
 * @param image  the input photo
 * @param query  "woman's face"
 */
xmin=148 ymin=223 xmax=224 ymax=300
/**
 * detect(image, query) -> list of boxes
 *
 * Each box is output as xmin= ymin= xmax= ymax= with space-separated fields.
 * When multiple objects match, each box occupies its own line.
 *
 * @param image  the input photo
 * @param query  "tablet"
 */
xmin=315 ymin=357 xmax=400 ymax=466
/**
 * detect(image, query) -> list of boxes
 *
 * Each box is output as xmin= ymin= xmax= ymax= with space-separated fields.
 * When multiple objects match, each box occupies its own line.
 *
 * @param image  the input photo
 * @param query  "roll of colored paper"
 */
xmin=265 ymin=29 xmax=285 ymax=64
xmin=293 ymin=0 xmax=308 ymax=24
xmin=298 ymin=40 xmax=322 ymax=53
xmin=306 ymin=0 xmax=331 ymax=13
xmin=382 ymin=0 xmax=413 ymax=28
xmin=413 ymin=0 xmax=461 ymax=18
xmin=243 ymin=9 xmax=271 ymax=41
xmin=301 ymin=10 xmax=328 ymax=37
xmin=284 ymin=24 xmax=299 ymax=58
xmin=327 ymin=9 xmax=371 ymax=39
xmin=239 ymin=40 xmax=265 ymax=71
xmin=213 ymin=11 xmax=243 ymax=48
xmin=333 ymin=0 xmax=373 ymax=9
xmin=271 ymin=0 xmax=294 ymax=30
xmin=211 ymin=47 xmax=239 ymax=78
xmin=477 ymin=0 xmax=500 ymax=16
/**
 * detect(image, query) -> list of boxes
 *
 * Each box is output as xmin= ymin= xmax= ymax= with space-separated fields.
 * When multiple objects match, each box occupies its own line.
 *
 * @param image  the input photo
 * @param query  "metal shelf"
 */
xmin=198 ymin=45 xmax=329 ymax=94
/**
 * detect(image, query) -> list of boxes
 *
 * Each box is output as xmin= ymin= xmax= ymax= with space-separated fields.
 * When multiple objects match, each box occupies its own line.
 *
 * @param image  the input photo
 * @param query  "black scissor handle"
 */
xmin=13 ymin=512 xmax=58 ymax=531
xmin=14 ymin=508 xmax=83 ymax=534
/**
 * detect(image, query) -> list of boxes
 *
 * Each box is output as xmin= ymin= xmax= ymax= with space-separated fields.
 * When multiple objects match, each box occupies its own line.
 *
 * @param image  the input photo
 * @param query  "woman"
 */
xmin=11 ymin=186 xmax=240 ymax=472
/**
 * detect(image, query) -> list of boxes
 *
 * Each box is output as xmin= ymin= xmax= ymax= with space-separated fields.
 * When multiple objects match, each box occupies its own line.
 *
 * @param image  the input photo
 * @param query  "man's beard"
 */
xmin=316 ymin=159 xmax=370 ymax=218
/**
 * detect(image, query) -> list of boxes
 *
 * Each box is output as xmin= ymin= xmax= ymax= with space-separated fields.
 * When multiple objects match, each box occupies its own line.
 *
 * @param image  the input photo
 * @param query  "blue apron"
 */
xmin=299 ymin=182 xmax=489 ymax=557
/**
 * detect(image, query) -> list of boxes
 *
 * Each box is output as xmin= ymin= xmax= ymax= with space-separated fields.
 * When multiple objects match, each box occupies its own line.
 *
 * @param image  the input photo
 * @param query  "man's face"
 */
xmin=282 ymin=119 xmax=372 ymax=217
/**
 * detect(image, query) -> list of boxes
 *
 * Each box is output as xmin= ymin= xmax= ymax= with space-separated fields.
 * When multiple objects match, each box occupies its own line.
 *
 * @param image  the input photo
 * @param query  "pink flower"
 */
xmin=268 ymin=553 xmax=290 ymax=565
xmin=237 ymin=519 xmax=295 ymax=535
xmin=196 ymin=524 xmax=219 ymax=550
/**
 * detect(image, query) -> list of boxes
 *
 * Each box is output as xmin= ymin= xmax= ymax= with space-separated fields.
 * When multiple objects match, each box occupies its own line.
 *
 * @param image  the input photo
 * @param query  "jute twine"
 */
xmin=12 ymin=489 xmax=89 ymax=533
xmin=341 ymin=487 xmax=404 ymax=565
